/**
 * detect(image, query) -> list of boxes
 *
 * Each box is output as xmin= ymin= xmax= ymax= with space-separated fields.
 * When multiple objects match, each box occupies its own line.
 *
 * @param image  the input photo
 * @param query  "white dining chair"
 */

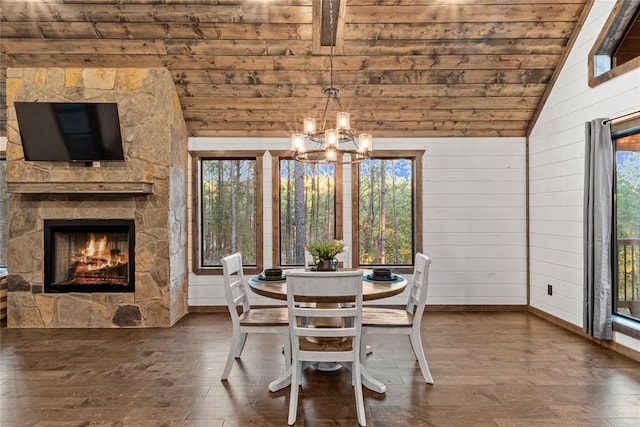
xmin=285 ymin=270 xmax=366 ymax=426
xmin=220 ymin=252 xmax=290 ymax=381
xmin=304 ymin=245 xmax=351 ymax=268
xmin=361 ymin=252 xmax=434 ymax=384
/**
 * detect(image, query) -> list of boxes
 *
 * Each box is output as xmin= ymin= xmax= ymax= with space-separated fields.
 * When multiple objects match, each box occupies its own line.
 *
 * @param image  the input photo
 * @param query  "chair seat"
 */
xmin=239 ymin=307 xmax=289 ymax=327
xmin=362 ymin=307 xmax=413 ymax=327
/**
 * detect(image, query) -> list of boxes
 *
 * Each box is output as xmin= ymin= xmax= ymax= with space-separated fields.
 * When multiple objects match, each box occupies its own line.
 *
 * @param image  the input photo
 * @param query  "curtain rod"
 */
xmin=602 ymin=110 xmax=640 ymax=126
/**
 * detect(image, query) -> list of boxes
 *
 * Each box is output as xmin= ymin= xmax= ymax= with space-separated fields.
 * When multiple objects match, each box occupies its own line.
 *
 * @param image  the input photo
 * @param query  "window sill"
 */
xmin=613 ymin=315 xmax=640 ymax=340
xmin=193 ymin=266 xmax=262 ymax=276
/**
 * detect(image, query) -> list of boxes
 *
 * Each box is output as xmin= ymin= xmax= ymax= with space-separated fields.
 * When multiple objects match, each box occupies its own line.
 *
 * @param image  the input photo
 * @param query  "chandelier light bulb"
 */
xmin=326 ymin=147 xmax=337 ymax=161
xmin=337 ymin=112 xmax=350 ymax=130
xmin=304 ymin=118 xmax=316 ymax=134
xmin=325 ymin=129 xmax=338 ymax=148
xmin=358 ymin=133 xmax=372 ymax=152
xmin=291 ymin=133 xmax=305 ymax=152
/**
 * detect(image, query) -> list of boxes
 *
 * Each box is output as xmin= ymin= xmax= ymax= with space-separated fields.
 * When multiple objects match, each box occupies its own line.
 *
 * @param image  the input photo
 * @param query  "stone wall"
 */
xmin=5 ymin=67 xmax=188 ymax=327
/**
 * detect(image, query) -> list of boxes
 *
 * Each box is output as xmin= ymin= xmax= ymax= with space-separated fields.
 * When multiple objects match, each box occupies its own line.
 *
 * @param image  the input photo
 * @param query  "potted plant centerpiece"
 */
xmin=306 ymin=239 xmax=345 ymax=271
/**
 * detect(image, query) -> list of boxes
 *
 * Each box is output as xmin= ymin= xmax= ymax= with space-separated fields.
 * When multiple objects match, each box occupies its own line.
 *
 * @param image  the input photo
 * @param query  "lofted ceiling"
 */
xmin=0 ymin=0 xmax=592 ymax=139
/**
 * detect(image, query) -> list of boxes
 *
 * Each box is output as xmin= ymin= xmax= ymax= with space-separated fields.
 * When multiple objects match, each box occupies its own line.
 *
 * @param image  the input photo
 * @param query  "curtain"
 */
xmin=583 ymin=119 xmax=613 ymax=340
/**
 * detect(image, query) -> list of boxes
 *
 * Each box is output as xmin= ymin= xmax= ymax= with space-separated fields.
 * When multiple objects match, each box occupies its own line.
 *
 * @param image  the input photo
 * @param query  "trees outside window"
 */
xmin=194 ymin=153 xmax=263 ymax=274
xmin=276 ymin=157 xmax=339 ymax=266
xmin=353 ymin=151 xmax=423 ymax=270
xmin=0 ymin=158 xmax=6 ymax=268
xmin=614 ymin=132 xmax=640 ymax=321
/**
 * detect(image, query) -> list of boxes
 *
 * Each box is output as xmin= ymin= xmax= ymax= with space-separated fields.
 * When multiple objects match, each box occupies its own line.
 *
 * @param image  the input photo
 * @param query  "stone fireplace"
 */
xmin=5 ymin=67 xmax=189 ymax=328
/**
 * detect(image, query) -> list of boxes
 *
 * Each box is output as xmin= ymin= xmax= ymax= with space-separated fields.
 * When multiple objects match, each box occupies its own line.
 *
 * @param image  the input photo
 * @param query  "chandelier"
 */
xmin=291 ymin=0 xmax=372 ymax=165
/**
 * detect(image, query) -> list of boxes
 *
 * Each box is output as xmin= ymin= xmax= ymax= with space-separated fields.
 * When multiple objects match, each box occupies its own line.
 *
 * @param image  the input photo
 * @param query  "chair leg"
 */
xmin=288 ymin=361 xmax=300 ymax=425
xmin=359 ymin=328 xmax=368 ymax=364
xmin=235 ymin=332 xmax=248 ymax=357
xmin=409 ymin=328 xmax=433 ymax=384
xmin=282 ymin=332 xmax=292 ymax=371
xmin=221 ymin=331 xmax=241 ymax=380
xmin=353 ymin=361 xmax=367 ymax=426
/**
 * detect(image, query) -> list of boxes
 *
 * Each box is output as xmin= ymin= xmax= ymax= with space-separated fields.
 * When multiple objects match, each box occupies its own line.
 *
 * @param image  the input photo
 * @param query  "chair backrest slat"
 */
xmin=405 ymin=253 xmax=431 ymax=318
xmin=222 ymin=252 xmax=250 ymax=318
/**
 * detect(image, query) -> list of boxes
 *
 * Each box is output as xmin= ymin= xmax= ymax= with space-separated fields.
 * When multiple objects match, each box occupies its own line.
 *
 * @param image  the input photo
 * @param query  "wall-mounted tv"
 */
xmin=14 ymin=102 xmax=125 ymax=162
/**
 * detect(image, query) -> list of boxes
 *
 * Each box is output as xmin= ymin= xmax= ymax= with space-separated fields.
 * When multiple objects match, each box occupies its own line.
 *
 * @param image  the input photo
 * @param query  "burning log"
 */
xmin=63 ymin=234 xmax=129 ymax=285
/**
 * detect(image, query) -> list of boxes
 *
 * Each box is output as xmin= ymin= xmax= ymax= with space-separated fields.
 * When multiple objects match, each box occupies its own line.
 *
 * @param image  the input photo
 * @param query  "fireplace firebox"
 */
xmin=44 ymin=219 xmax=135 ymax=293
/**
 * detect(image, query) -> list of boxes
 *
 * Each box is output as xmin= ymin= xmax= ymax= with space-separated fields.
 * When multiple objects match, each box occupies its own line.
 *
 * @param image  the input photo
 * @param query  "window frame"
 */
xmin=351 ymin=150 xmax=424 ymax=274
xmin=270 ymin=150 xmax=344 ymax=268
xmin=588 ymin=0 xmax=640 ymax=87
xmin=191 ymin=151 xmax=264 ymax=276
xmin=611 ymin=115 xmax=640 ymax=338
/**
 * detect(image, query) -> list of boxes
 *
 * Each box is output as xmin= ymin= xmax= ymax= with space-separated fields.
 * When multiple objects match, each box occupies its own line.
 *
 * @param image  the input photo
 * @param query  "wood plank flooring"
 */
xmin=1 ymin=312 xmax=639 ymax=426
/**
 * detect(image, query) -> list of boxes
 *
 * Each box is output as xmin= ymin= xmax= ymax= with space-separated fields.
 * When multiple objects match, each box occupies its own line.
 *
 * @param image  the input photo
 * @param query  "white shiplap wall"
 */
xmin=187 ymin=137 xmax=527 ymax=307
xmin=423 ymin=138 xmax=527 ymax=305
xmin=528 ymin=0 xmax=640 ymax=351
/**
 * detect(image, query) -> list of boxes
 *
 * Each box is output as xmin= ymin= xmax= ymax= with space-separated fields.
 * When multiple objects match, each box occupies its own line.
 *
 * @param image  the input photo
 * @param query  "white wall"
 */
xmin=187 ymin=136 xmax=527 ymax=307
xmin=529 ymin=0 xmax=640 ymax=351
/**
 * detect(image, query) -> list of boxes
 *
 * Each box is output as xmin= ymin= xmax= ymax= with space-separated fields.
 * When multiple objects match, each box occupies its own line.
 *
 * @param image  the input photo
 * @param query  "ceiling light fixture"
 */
xmin=291 ymin=0 xmax=372 ymax=165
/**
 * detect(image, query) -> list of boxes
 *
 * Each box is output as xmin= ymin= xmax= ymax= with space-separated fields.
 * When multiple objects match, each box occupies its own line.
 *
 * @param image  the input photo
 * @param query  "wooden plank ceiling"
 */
xmin=0 ymin=0 xmax=591 ymax=138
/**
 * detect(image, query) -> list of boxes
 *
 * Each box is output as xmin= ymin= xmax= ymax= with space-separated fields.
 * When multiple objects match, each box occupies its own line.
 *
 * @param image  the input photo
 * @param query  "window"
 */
xmin=588 ymin=0 xmax=640 ymax=87
xmin=0 ymin=157 xmax=6 ymax=268
xmin=613 ymin=128 xmax=640 ymax=322
xmin=193 ymin=152 xmax=263 ymax=275
xmin=271 ymin=151 xmax=343 ymax=266
xmin=352 ymin=151 xmax=423 ymax=272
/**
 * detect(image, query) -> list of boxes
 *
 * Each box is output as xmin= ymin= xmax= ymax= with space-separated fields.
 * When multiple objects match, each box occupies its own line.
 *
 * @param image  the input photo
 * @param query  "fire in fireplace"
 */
xmin=44 ymin=219 xmax=135 ymax=293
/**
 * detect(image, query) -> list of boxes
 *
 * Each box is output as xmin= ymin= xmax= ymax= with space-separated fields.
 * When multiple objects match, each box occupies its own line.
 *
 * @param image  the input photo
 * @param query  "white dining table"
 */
xmin=248 ymin=268 xmax=408 ymax=394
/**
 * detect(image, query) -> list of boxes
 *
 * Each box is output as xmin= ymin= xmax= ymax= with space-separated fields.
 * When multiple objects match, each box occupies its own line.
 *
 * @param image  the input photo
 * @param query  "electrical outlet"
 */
xmin=547 ymin=284 xmax=553 ymax=295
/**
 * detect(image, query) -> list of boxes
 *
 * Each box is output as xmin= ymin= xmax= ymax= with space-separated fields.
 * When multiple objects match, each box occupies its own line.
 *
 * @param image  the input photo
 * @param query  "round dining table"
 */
xmin=248 ymin=268 xmax=407 ymax=302
xmin=248 ymin=268 xmax=407 ymax=394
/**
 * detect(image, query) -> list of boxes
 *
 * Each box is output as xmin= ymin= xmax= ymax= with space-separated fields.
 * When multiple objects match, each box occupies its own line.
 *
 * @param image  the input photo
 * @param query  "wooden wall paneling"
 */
xmin=345 ymin=22 xmax=578 ymax=40
xmin=345 ymin=4 xmax=584 ymax=23
xmin=169 ymin=69 xmax=555 ymax=85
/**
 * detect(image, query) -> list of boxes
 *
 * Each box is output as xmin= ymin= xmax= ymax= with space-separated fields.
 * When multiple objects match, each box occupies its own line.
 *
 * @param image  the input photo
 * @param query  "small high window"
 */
xmin=589 ymin=1 xmax=640 ymax=87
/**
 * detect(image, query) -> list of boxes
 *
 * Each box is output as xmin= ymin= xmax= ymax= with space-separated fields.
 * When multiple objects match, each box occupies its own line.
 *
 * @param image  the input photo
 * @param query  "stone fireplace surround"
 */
xmin=5 ymin=67 xmax=189 ymax=328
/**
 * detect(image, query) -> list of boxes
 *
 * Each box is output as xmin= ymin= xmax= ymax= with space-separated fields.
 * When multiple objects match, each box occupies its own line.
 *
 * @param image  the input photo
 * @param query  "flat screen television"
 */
xmin=14 ymin=102 xmax=125 ymax=162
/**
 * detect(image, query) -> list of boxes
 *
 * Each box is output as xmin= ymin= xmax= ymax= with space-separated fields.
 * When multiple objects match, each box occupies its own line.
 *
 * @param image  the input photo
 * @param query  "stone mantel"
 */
xmin=8 ymin=181 xmax=154 ymax=194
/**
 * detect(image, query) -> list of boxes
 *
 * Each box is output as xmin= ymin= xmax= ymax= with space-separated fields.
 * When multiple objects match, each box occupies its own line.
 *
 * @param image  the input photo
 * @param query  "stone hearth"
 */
xmin=5 ymin=67 xmax=188 ymax=327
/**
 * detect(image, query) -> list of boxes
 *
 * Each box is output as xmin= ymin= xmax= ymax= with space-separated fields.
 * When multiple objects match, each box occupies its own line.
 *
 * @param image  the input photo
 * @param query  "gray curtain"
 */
xmin=583 ymin=118 xmax=613 ymax=340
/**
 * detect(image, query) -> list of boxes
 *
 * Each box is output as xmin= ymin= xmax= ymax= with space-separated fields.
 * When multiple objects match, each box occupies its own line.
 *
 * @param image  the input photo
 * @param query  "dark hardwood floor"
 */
xmin=1 ymin=312 xmax=639 ymax=426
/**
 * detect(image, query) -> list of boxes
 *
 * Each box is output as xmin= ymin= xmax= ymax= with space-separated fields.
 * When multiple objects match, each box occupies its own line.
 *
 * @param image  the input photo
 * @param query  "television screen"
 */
xmin=14 ymin=102 xmax=125 ymax=162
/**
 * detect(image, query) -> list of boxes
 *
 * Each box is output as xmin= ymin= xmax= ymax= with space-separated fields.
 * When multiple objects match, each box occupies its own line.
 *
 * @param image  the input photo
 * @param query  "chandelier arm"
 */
xmin=320 ymin=93 xmax=331 ymax=133
xmin=334 ymin=93 xmax=344 ymax=111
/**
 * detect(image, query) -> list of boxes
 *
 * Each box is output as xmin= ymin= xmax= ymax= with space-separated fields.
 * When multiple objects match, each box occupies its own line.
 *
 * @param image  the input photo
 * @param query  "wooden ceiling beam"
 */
xmin=313 ymin=0 xmax=345 ymax=55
